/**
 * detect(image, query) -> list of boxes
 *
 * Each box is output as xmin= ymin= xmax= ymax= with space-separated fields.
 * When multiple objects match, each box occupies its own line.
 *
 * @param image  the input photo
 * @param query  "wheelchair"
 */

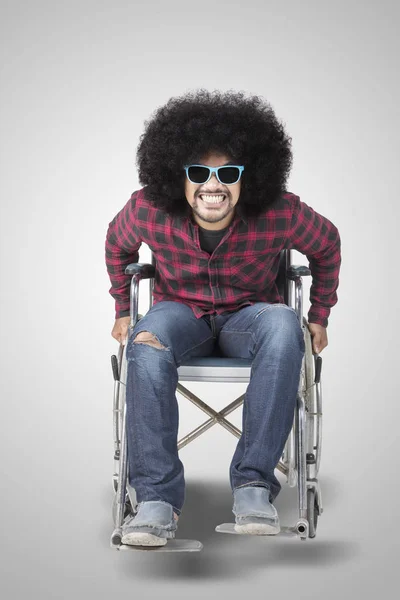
xmin=110 ymin=249 xmax=323 ymax=552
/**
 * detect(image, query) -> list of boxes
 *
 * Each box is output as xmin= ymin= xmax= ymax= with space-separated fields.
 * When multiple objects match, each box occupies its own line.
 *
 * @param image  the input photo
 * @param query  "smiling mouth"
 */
xmin=198 ymin=194 xmax=227 ymax=205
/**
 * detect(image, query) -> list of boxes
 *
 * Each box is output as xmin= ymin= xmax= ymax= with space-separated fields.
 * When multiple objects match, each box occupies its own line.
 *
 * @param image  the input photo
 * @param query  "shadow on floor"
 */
xmin=101 ymin=475 xmax=359 ymax=581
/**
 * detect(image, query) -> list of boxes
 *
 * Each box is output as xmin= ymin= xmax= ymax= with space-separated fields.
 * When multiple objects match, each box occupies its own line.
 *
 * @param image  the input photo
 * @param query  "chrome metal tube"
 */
xmin=115 ymin=403 xmax=129 ymax=528
xmin=129 ymin=275 xmax=140 ymax=332
xmin=294 ymin=276 xmax=303 ymax=323
xmin=177 ymin=394 xmax=246 ymax=449
xmin=296 ymin=393 xmax=307 ymax=520
xmin=316 ymin=377 xmax=323 ymax=474
xmin=177 ymin=383 xmax=241 ymax=437
xmin=149 ymin=277 xmax=154 ymax=309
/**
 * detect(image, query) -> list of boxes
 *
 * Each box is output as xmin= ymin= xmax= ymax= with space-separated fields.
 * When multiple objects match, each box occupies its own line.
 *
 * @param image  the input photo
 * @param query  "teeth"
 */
xmin=200 ymin=195 xmax=225 ymax=203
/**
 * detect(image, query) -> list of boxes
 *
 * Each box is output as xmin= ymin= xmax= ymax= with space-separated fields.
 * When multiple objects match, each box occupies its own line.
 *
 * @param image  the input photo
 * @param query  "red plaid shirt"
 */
xmin=105 ymin=187 xmax=341 ymax=327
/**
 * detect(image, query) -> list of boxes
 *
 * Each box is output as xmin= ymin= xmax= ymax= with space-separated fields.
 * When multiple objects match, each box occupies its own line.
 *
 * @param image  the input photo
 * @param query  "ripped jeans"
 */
xmin=125 ymin=300 xmax=305 ymax=516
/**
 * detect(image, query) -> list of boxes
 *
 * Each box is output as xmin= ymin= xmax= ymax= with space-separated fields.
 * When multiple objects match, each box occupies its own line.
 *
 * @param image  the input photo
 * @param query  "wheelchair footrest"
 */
xmin=215 ymin=522 xmax=298 ymax=537
xmin=112 ymin=538 xmax=203 ymax=552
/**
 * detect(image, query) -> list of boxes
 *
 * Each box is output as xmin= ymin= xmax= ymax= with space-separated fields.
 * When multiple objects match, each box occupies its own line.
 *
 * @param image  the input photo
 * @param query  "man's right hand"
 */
xmin=111 ymin=316 xmax=131 ymax=345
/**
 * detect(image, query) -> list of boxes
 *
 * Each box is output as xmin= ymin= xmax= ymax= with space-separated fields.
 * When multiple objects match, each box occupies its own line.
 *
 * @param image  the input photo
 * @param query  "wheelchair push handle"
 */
xmin=314 ymin=355 xmax=322 ymax=384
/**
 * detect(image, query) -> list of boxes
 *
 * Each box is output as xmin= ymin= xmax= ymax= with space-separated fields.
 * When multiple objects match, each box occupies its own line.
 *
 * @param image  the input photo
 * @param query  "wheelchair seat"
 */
xmin=178 ymin=356 xmax=252 ymax=382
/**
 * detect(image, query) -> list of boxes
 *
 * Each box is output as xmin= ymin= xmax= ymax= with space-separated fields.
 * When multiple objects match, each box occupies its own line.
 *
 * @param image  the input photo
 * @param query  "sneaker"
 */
xmin=121 ymin=500 xmax=178 ymax=547
xmin=232 ymin=485 xmax=280 ymax=535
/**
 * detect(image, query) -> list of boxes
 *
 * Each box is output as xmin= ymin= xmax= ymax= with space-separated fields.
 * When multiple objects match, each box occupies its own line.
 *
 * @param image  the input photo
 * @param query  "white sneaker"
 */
xmin=232 ymin=485 xmax=280 ymax=535
xmin=121 ymin=501 xmax=178 ymax=547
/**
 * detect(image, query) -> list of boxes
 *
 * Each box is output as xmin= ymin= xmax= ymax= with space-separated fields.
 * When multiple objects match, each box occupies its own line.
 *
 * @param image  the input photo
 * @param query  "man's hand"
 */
xmin=111 ymin=316 xmax=131 ymax=345
xmin=307 ymin=322 xmax=328 ymax=354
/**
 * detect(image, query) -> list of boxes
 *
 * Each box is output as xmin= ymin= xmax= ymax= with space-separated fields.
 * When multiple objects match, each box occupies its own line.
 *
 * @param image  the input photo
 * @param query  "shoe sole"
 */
xmin=234 ymin=522 xmax=280 ymax=535
xmin=121 ymin=532 xmax=168 ymax=546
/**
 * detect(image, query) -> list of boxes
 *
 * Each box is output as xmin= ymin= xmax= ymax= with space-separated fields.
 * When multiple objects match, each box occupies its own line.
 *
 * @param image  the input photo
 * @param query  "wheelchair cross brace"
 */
xmin=176 ymin=383 xmax=288 ymax=478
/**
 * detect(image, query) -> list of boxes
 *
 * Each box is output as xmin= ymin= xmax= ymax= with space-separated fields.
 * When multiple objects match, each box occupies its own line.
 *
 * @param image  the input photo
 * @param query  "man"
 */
xmin=105 ymin=89 xmax=341 ymax=547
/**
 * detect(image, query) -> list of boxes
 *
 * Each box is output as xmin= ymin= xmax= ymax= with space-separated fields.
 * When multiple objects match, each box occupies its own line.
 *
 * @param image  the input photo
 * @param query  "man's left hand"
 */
xmin=307 ymin=323 xmax=328 ymax=354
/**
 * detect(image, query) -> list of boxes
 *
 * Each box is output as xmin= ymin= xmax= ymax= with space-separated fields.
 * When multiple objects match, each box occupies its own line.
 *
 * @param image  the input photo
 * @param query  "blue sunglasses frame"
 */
xmin=184 ymin=164 xmax=245 ymax=185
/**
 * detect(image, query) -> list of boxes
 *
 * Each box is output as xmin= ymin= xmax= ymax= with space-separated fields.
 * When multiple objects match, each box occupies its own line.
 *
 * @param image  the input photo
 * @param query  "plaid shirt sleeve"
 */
xmin=105 ymin=193 xmax=142 ymax=319
xmin=288 ymin=196 xmax=341 ymax=328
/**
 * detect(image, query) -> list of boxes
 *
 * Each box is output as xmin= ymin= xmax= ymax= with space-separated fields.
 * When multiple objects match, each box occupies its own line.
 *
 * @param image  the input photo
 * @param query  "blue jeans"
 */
xmin=125 ymin=301 xmax=305 ymax=516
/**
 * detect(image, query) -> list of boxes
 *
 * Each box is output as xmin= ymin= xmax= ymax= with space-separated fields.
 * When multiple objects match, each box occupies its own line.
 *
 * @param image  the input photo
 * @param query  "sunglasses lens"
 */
xmin=188 ymin=166 xmax=210 ymax=184
xmin=218 ymin=167 xmax=240 ymax=184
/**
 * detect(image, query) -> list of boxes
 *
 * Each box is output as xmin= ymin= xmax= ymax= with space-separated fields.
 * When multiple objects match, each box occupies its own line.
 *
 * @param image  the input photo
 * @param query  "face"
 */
xmin=184 ymin=151 xmax=242 ymax=230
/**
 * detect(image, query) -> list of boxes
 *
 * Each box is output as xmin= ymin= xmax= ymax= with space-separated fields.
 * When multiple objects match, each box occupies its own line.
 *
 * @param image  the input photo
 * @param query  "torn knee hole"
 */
xmin=133 ymin=332 xmax=166 ymax=349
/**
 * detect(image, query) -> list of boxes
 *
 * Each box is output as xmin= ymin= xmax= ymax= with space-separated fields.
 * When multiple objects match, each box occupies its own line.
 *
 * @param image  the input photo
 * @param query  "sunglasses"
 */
xmin=184 ymin=164 xmax=245 ymax=185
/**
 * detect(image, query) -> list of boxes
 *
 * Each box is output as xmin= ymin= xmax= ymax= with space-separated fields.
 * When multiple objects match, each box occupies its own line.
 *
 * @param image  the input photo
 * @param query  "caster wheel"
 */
xmin=307 ymin=488 xmax=319 ymax=538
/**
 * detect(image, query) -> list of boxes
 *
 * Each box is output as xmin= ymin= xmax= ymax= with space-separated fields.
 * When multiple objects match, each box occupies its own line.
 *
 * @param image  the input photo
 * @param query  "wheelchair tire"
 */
xmin=303 ymin=317 xmax=322 ymax=477
xmin=307 ymin=488 xmax=318 ymax=538
xmin=112 ymin=343 xmax=128 ymax=493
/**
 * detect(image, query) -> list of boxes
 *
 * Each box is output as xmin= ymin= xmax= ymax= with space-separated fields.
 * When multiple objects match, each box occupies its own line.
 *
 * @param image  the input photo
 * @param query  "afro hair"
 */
xmin=135 ymin=88 xmax=293 ymax=220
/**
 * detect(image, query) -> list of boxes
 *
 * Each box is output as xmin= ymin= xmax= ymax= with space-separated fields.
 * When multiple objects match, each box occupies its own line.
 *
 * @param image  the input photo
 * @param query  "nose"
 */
xmin=209 ymin=172 xmax=219 ymax=184
xmin=203 ymin=172 xmax=223 ymax=190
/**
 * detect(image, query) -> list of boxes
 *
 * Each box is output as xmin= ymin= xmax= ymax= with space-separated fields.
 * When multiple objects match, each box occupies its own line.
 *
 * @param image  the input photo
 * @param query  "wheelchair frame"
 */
xmin=110 ymin=249 xmax=323 ymax=550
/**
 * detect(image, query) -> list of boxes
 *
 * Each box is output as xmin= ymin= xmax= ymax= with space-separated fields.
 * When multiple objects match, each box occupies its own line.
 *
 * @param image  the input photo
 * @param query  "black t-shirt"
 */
xmin=198 ymin=224 xmax=230 ymax=255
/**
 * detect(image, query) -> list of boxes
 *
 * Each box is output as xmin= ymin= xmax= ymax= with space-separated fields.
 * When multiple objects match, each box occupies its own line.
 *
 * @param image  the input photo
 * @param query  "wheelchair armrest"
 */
xmin=124 ymin=262 xmax=310 ymax=280
xmin=124 ymin=263 xmax=155 ymax=329
xmin=125 ymin=263 xmax=155 ymax=278
xmin=286 ymin=265 xmax=311 ymax=279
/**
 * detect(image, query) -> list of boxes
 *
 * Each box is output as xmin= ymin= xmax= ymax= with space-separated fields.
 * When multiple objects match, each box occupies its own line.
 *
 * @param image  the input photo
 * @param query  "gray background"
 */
xmin=1 ymin=0 xmax=398 ymax=598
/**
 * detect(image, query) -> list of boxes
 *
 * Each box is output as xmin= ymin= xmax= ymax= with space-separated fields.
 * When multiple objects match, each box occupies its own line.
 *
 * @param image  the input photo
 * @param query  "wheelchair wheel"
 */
xmin=303 ymin=317 xmax=322 ymax=477
xmin=112 ymin=342 xmax=128 ymax=493
xmin=283 ymin=317 xmax=316 ymax=487
xmin=307 ymin=488 xmax=319 ymax=538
